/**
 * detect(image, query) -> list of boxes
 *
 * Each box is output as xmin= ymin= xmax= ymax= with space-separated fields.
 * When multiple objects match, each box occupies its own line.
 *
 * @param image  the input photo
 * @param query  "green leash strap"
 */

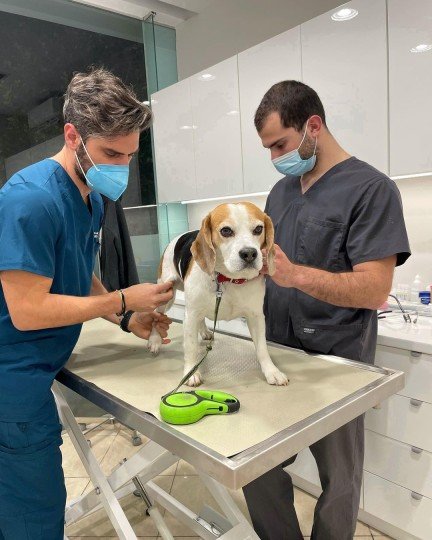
xmin=162 ymin=282 xmax=223 ymax=399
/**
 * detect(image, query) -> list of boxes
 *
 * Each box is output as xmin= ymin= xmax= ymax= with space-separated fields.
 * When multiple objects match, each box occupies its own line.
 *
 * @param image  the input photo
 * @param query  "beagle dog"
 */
xmin=148 ymin=202 xmax=289 ymax=387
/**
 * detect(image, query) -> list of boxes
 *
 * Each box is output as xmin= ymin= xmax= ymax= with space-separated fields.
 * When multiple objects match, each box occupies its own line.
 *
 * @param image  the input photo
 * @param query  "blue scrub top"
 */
xmin=0 ymin=158 xmax=103 ymax=421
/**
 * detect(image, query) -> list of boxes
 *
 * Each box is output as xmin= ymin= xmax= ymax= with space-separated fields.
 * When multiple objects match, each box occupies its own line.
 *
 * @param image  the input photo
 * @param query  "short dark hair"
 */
xmin=63 ymin=67 xmax=152 ymax=141
xmin=254 ymin=80 xmax=326 ymax=132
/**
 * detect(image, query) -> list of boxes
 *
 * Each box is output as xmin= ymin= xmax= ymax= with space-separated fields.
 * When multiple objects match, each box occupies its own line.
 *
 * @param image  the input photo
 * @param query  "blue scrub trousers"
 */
xmin=0 ymin=395 xmax=66 ymax=539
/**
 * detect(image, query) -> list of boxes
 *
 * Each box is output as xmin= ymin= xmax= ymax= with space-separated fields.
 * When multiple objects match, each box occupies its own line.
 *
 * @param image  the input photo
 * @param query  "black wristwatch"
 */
xmin=120 ymin=310 xmax=134 ymax=333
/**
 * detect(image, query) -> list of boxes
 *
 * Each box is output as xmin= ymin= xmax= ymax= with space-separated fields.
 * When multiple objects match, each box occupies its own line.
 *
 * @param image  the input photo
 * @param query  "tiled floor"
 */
xmin=63 ymin=419 xmax=394 ymax=539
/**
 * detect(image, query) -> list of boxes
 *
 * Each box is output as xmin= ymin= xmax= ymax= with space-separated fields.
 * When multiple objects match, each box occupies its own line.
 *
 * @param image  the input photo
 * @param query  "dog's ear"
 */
xmin=191 ymin=214 xmax=216 ymax=275
xmin=263 ymin=213 xmax=275 ymax=276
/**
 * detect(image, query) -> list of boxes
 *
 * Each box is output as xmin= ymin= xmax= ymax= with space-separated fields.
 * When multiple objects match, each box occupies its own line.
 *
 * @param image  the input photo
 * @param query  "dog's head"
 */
xmin=191 ymin=202 xmax=275 ymax=279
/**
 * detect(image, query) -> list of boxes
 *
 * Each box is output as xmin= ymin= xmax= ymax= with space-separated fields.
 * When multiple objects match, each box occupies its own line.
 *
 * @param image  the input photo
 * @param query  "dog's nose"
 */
xmin=239 ymin=247 xmax=258 ymax=263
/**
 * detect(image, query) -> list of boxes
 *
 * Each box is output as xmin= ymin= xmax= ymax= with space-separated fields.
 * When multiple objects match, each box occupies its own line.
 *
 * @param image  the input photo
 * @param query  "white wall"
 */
xmin=175 ymin=0 xmax=344 ymax=79
xmin=186 ymin=176 xmax=432 ymax=292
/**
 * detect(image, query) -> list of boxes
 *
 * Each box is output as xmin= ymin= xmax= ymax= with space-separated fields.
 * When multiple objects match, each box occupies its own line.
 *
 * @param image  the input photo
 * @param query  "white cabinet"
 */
xmin=153 ymin=57 xmax=243 ymax=202
xmin=238 ymin=27 xmax=302 ymax=193
xmin=301 ymin=0 xmax=388 ymax=174
xmin=364 ymin=471 xmax=432 ymax=540
xmin=365 ymin=430 xmax=432 ymax=499
xmin=190 ymin=56 xmax=243 ymax=200
xmin=365 ymin=393 xmax=432 ymax=453
xmin=152 ymin=79 xmax=197 ymax=203
xmin=388 ymin=0 xmax=432 ymax=176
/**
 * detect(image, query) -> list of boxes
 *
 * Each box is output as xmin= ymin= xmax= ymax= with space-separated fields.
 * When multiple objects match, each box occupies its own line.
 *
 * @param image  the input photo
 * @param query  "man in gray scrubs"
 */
xmin=242 ymin=81 xmax=411 ymax=540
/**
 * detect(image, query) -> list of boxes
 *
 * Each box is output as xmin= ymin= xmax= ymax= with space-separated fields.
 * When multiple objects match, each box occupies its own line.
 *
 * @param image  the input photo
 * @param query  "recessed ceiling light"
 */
xmin=410 ymin=43 xmax=432 ymax=53
xmin=331 ymin=8 xmax=359 ymax=21
xmin=198 ymin=73 xmax=215 ymax=81
xmin=226 ymin=110 xmax=239 ymax=116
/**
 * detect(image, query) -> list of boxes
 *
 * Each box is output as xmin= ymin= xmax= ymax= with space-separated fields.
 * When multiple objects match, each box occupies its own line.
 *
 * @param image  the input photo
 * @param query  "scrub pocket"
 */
xmin=297 ymin=217 xmax=345 ymax=270
xmin=0 ymin=396 xmax=66 ymax=520
xmin=294 ymin=320 xmax=365 ymax=360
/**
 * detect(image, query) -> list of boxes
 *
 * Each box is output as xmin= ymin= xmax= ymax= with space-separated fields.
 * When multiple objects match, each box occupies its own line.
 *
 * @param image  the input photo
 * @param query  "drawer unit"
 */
xmin=365 ymin=430 xmax=432 ymax=498
xmin=365 ymin=394 xmax=432 ymax=453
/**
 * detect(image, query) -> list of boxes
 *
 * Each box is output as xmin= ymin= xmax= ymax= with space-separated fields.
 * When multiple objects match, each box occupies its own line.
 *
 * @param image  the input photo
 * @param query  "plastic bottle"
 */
xmin=410 ymin=274 xmax=422 ymax=304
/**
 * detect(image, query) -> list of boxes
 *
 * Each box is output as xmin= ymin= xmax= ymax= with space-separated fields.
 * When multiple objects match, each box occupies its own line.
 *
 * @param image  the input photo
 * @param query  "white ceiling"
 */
xmin=70 ymin=0 xmax=213 ymax=27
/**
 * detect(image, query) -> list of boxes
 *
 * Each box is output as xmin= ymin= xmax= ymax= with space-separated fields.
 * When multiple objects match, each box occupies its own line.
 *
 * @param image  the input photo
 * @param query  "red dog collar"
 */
xmin=216 ymin=273 xmax=247 ymax=285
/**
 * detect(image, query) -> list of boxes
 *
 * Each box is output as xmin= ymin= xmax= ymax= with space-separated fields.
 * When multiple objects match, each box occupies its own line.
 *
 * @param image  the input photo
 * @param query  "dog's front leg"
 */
xmin=246 ymin=314 xmax=289 ymax=386
xmin=183 ymin=312 xmax=203 ymax=386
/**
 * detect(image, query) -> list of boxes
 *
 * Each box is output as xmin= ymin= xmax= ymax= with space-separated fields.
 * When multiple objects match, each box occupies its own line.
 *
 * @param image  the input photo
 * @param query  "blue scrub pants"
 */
xmin=0 ymin=395 xmax=66 ymax=539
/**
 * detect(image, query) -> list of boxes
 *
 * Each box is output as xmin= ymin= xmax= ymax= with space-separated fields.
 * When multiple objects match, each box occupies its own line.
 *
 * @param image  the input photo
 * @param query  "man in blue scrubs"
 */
xmin=243 ymin=81 xmax=411 ymax=539
xmin=0 ymin=68 xmax=173 ymax=539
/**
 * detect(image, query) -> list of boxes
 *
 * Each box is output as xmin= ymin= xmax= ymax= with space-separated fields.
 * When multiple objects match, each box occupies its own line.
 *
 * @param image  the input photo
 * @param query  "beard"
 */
xmin=298 ymin=132 xmax=317 ymax=161
xmin=74 ymin=144 xmax=92 ymax=185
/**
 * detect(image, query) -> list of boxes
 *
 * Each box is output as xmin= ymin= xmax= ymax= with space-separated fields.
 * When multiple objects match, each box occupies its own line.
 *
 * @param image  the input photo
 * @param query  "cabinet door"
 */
xmin=301 ymin=0 xmax=388 ymax=174
xmin=238 ymin=27 xmax=302 ymax=194
xmin=388 ymin=0 xmax=432 ymax=176
xmin=152 ymin=79 xmax=196 ymax=203
xmin=190 ymin=56 xmax=243 ymax=200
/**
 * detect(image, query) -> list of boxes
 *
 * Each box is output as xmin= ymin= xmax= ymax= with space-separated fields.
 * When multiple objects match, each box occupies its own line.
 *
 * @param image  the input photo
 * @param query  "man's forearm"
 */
xmin=90 ymin=274 xmax=121 ymax=325
xmin=292 ymin=265 xmax=388 ymax=309
xmin=17 ymin=289 xmax=123 ymax=331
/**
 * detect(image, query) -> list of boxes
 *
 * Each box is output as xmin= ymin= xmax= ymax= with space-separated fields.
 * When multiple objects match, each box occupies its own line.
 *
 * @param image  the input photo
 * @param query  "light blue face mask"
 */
xmin=75 ymin=140 xmax=129 ymax=201
xmin=272 ymin=119 xmax=318 ymax=177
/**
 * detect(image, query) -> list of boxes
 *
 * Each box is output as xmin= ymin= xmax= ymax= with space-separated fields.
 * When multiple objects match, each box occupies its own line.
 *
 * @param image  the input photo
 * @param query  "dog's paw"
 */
xmin=200 ymin=327 xmax=213 ymax=341
xmin=186 ymin=371 xmax=203 ymax=387
xmin=147 ymin=332 xmax=162 ymax=355
xmin=264 ymin=368 xmax=289 ymax=386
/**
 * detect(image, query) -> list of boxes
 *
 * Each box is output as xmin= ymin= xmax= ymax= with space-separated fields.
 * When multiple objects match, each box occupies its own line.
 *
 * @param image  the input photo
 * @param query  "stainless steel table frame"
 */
xmin=55 ymin=326 xmax=404 ymax=540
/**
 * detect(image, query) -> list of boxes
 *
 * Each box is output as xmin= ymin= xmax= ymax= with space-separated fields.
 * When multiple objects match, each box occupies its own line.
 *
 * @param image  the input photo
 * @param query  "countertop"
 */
xmin=377 ymin=316 xmax=432 ymax=354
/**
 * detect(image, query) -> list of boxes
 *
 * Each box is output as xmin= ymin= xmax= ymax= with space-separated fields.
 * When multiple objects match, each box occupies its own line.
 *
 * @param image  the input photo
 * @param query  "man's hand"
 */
xmin=128 ymin=311 xmax=172 ymax=343
xmin=261 ymin=244 xmax=298 ymax=288
xmin=123 ymin=281 xmax=174 ymax=312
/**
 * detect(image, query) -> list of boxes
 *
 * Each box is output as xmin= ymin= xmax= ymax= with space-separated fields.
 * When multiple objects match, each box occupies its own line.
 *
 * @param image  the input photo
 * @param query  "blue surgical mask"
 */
xmin=272 ymin=120 xmax=318 ymax=176
xmin=75 ymin=140 xmax=129 ymax=201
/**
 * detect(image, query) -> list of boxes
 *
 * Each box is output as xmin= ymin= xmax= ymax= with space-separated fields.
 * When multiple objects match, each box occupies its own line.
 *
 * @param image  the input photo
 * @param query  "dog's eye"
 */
xmin=220 ymin=227 xmax=234 ymax=237
xmin=253 ymin=225 xmax=264 ymax=235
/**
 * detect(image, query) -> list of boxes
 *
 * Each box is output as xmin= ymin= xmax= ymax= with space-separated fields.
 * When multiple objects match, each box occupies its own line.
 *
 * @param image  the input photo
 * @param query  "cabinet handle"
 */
xmin=411 ymin=492 xmax=423 ymax=501
xmin=411 ymin=446 xmax=423 ymax=455
xmin=410 ymin=398 xmax=423 ymax=407
xmin=410 ymin=351 xmax=422 ymax=358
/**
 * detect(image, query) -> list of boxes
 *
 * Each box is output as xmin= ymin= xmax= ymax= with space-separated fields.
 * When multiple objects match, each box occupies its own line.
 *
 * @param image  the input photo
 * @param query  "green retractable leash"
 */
xmin=160 ymin=280 xmax=240 ymax=425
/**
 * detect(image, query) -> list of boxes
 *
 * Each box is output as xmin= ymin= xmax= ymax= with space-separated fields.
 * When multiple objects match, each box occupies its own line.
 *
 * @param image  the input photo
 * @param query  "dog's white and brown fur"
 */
xmin=148 ymin=202 xmax=288 ymax=387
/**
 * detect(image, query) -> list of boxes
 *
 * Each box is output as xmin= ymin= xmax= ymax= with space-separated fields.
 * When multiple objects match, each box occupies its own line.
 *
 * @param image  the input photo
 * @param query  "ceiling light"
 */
xmin=410 ymin=43 xmax=432 ymax=53
xmin=226 ymin=110 xmax=239 ymax=116
xmin=198 ymin=73 xmax=215 ymax=81
xmin=331 ymin=8 xmax=359 ymax=21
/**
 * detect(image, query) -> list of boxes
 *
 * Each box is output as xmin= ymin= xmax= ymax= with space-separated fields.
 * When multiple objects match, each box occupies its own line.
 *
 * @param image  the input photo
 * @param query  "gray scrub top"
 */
xmin=264 ymin=156 xmax=411 ymax=364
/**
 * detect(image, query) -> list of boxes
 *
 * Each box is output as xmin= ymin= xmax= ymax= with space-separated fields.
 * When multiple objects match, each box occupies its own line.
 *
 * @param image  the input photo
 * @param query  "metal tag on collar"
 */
xmin=216 ymin=281 xmax=223 ymax=298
